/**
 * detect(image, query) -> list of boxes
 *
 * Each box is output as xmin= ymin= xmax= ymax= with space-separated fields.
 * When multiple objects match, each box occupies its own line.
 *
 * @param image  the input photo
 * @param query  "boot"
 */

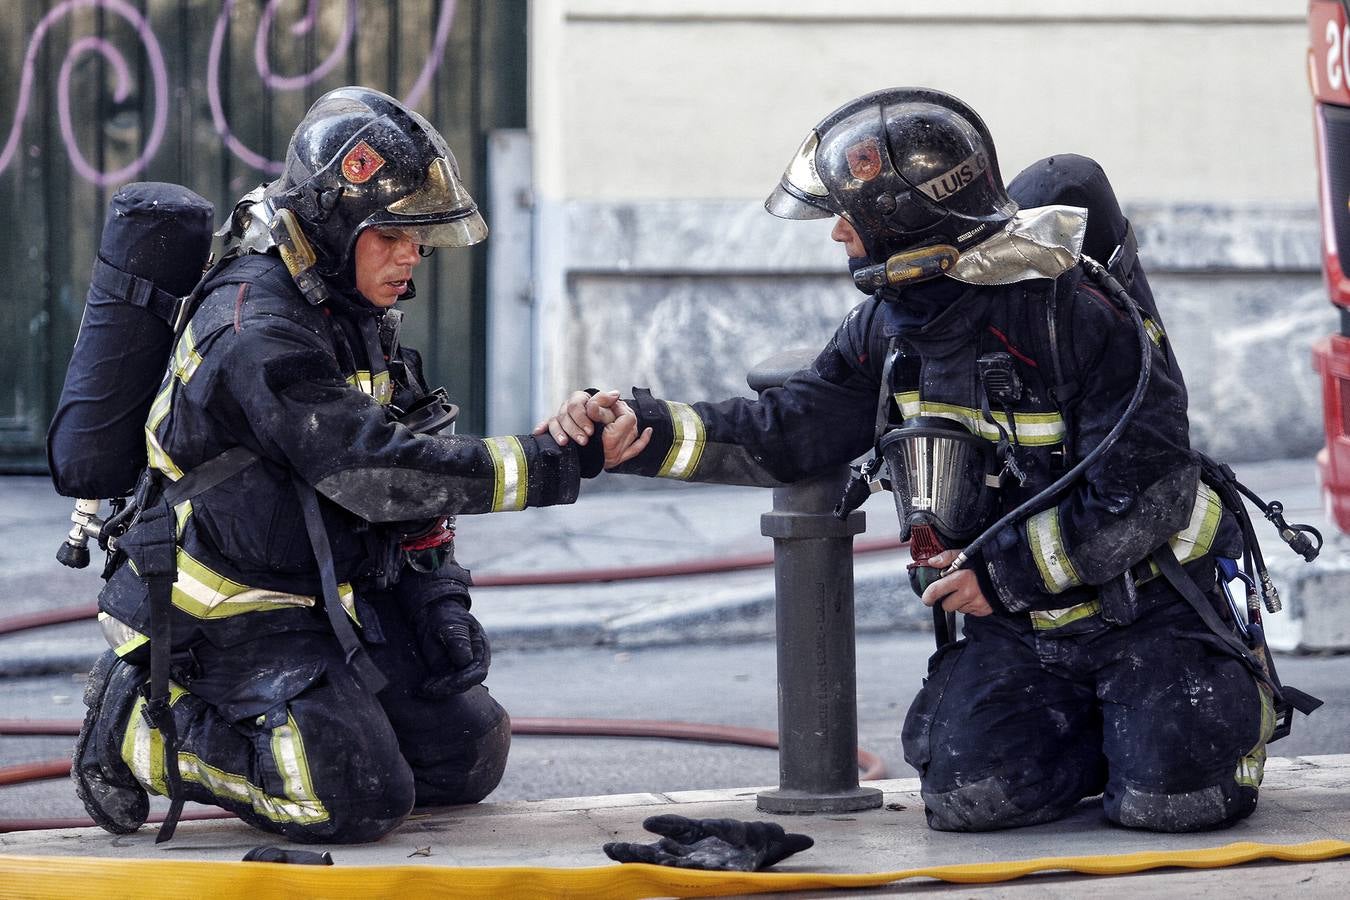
xmin=72 ymin=650 xmax=149 ymax=834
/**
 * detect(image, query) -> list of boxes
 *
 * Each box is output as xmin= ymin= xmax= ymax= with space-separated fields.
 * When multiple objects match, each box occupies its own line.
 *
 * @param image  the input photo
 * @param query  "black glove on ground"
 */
xmin=602 ymin=815 xmax=813 ymax=871
xmin=412 ymin=598 xmax=491 ymax=697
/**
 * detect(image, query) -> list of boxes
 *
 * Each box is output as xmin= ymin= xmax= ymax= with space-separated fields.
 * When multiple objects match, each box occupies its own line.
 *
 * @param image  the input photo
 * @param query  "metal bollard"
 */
xmin=748 ymin=350 xmax=883 ymax=814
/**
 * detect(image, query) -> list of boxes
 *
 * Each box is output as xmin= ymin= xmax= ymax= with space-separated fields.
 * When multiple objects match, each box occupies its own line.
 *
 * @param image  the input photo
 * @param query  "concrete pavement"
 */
xmin=1 ymin=759 xmax=1349 ymax=896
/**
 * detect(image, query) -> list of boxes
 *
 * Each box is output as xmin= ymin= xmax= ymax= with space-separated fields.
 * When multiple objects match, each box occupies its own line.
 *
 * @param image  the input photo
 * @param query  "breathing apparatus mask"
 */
xmin=876 ymin=418 xmax=999 ymax=596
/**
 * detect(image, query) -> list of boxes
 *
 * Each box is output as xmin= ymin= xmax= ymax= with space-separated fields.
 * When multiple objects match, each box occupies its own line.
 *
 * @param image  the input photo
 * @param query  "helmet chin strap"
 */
xmin=851 ymin=244 xmax=961 ymax=294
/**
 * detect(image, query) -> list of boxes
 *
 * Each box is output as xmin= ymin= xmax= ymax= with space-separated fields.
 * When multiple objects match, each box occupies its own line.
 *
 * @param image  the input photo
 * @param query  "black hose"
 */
xmin=947 ymin=254 xmax=1154 ymax=574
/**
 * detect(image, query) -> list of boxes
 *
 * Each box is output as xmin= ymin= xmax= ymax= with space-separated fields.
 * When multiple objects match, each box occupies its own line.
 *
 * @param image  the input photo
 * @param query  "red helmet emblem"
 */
xmin=341 ymin=140 xmax=386 ymax=184
xmin=845 ymin=138 xmax=882 ymax=182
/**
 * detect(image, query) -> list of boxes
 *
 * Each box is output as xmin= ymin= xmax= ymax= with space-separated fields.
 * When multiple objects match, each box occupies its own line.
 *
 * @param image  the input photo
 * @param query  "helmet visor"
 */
xmin=383 ymin=156 xmax=488 ymax=247
xmin=764 ymin=131 xmax=834 ymax=220
xmin=879 ymin=418 xmax=994 ymax=544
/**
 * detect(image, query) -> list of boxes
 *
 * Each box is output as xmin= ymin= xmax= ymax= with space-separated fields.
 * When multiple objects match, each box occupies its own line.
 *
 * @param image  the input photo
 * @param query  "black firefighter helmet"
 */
xmin=765 ymin=88 xmax=1017 ymax=266
xmin=265 ymin=86 xmax=486 ymax=280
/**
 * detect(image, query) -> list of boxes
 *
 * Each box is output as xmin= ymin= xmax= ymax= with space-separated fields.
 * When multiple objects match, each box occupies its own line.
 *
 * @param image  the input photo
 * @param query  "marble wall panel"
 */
xmin=546 ymin=200 xmax=1332 ymax=465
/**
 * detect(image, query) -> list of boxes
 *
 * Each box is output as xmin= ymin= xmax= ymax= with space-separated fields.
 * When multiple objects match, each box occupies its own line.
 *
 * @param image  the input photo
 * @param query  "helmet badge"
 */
xmin=845 ymin=138 xmax=882 ymax=182
xmin=341 ymin=140 xmax=386 ymax=184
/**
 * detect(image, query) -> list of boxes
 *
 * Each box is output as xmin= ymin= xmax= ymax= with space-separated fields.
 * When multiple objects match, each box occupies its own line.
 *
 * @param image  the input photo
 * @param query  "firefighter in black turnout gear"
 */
xmin=73 ymin=87 xmax=612 ymax=843
xmin=548 ymin=88 xmax=1277 ymax=833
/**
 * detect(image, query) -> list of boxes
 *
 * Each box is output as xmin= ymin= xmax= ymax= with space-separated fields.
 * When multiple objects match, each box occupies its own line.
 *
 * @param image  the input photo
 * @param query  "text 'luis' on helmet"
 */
xmin=765 ymin=87 xmax=1017 ymax=264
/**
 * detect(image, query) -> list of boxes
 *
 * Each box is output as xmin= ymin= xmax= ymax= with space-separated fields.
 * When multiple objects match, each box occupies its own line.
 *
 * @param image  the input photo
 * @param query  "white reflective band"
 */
xmin=1027 ymin=506 xmax=1082 ymax=593
xmin=486 ymin=436 xmax=527 ymax=511
xmin=894 ymin=392 xmax=1064 ymax=447
xmin=659 ymin=401 xmax=706 ymax=480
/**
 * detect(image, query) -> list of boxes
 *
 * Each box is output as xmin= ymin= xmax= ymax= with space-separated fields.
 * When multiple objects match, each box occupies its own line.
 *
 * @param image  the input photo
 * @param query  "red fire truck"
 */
xmin=1310 ymin=0 xmax=1350 ymax=531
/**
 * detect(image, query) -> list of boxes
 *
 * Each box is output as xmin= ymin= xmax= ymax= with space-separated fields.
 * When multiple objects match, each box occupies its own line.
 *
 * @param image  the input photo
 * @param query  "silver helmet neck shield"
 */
xmin=878 ymin=417 xmax=997 ymax=545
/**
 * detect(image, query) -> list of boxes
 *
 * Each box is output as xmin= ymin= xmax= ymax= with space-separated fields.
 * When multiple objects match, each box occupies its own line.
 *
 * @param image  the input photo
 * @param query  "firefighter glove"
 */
xmin=413 ymin=598 xmax=491 ymax=697
xmin=603 ymin=815 xmax=813 ymax=871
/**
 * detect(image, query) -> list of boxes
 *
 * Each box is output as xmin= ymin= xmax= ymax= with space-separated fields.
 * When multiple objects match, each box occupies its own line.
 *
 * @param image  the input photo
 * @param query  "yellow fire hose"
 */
xmin=1 ymin=839 xmax=1347 ymax=898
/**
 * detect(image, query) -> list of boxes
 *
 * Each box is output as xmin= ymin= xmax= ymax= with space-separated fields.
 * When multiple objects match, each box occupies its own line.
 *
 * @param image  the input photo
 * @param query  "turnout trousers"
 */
xmin=901 ymin=595 xmax=1272 ymax=833
xmin=113 ymin=600 xmax=510 ymax=844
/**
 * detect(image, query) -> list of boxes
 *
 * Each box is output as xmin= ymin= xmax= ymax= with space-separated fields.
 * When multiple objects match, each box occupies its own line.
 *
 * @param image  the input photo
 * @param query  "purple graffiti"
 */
xmin=0 ymin=0 xmax=169 ymax=187
xmin=3 ymin=0 xmax=458 ymax=185
xmin=208 ymin=0 xmax=458 ymax=177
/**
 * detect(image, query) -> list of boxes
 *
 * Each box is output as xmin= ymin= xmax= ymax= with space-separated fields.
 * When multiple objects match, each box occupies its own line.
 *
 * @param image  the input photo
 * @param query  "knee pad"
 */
xmin=406 ymin=687 xmax=511 ymax=807
xmin=921 ymin=773 xmax=1076 ymax=832
xmin=1108 ymin=782 xmax=1257 ymax=832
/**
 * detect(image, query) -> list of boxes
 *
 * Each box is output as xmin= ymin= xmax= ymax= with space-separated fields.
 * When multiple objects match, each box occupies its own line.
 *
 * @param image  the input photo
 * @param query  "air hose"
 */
xmin=943 ymin=254 xmax=1153 ymax=576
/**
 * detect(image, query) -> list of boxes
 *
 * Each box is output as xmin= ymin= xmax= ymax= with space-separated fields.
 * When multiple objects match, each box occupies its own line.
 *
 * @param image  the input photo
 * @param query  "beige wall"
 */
xmin=512 ymin=1 xmax=1327 ymax=460
xmin=531 ymin=0 xmax=1311 ymax=206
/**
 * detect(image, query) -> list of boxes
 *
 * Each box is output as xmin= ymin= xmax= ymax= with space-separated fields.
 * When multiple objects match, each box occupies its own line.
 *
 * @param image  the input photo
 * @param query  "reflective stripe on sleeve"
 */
xmin=1168 ymin=482 xmax=1224 ymax=565
xmin=894 ymin=392 xmax=1064 ymax=447
xmin=1027 ymin=506 xmax=1082 ymax=593
xmin=658 ymin=401 xmax=706 ymax=479
xmin=485 ymin=436 xmax=528 ymax=511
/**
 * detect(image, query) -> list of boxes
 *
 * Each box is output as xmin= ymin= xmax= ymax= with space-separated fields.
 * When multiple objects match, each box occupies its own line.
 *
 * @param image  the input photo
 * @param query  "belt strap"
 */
xmin=91 ymin=257 xmax=179 ymax=324
xmin=161 ymin=446 xmax=259 ymax=507
xmin=291 ymin=475 xmax=388 ymax=695
xmin=1153 ymin=546 xmax=1264 ymax=674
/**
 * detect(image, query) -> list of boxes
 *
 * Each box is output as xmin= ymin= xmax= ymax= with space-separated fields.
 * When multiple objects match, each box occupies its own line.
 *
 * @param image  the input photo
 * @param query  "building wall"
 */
xmin=520 ymin=0 xmax=1324 ymax=462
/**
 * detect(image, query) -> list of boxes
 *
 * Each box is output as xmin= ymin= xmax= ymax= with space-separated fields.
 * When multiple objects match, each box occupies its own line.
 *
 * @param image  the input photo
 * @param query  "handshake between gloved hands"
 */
xmin=603 ymin=815 xmax=814 ymax=872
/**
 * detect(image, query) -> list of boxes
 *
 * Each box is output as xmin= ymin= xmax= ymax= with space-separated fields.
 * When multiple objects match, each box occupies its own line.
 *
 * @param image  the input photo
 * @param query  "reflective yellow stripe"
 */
xmin=1169 ymin=482 xmax=1224 ymax=565
xmin=485 ymin=436 xmax=528 ymax=511
xmin=659 ymin=401 xmax=706 ymax=479
xmin=1236 ymin=682 xmax=1276 ymax=789
xmin=1029 ymin=600 xmax=1101 ymax=631
xmin=98 ymin=612 xmax=149 ymax=657
xmin=1027 ymin=506 xmax=1082 ymax=593
xmin=146 ymin=381 xmax=173 ymax=430
xmin=122 ymin=682 xmax=187 ymax=792
xmin=122 ymin=690 xmax=329 ymax=826
xmin=346 ymin=369 xmax=393 ymax=406
xmin=145 ymin=428 xmax=183 ymax=481
xmin=171 ymin=549 xmax=353 ymax=620
xmin=171 ymin=323 xmax=202 ymax=384
xmin=894 ymin=391 xmax=1064 ymax=446
xmin=1144 ymin=317 xmax=1165 ymax=348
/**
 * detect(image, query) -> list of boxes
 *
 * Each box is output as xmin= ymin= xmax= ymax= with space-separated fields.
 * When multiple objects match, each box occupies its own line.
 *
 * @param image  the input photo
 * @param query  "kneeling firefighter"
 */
xmin=554 ymin=88 xmax=1320 ymax=833
xmin=53 ymin=86 xmax=608 ymax=843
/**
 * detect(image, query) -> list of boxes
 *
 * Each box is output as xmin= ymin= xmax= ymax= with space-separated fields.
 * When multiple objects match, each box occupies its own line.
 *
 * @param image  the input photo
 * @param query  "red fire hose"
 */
xmin=0 ymin=717 xmax=886 ymax=833
xmin=0 ymin=537 xmax=905 ymax=638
